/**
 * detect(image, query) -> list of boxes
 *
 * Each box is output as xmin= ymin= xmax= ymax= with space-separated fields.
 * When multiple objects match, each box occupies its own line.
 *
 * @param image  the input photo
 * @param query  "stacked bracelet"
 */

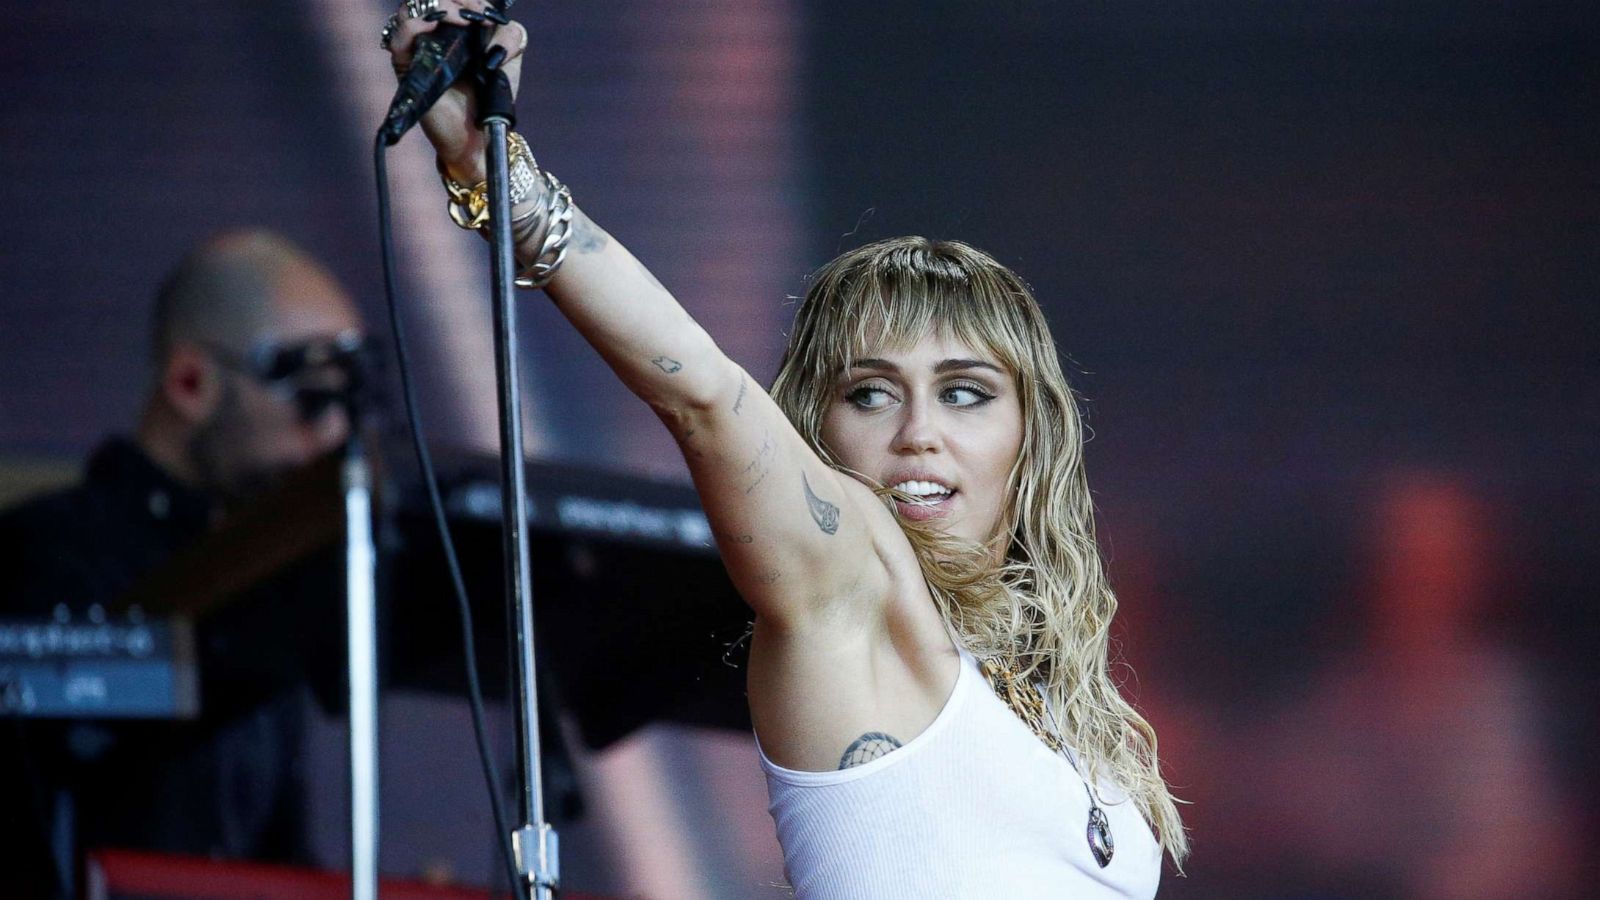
xmin=437 ymin=132 xmax=538 ymax=230
xmin=510 ymin=170 xmax=574 ymax=289
xmin=436 ymin=131 xmax=574 ymax=289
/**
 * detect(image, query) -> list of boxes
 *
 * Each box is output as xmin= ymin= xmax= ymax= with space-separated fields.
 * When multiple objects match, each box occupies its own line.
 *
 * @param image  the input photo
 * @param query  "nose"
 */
xmin=892 ymin=396 xmax=942 ymax=455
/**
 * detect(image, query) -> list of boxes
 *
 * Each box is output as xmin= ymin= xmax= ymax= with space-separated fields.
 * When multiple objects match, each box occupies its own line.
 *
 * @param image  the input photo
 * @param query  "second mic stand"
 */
xmin=344 ymin=424 xmax=379 ymax=900
xmin=473 ymin=36 xmax=559 ymax=900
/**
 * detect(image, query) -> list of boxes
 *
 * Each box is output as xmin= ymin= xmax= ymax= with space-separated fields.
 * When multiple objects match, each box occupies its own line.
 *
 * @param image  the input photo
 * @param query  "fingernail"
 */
xmin=484 ymin=46 xmax=507 ymax=70
xmin=483 ymin=7 xmax=510 ymax=24
xmin=423 ymin=9 xmax=447 ymax=21
xmin=459 ymin=8 xmax=486 ymax=22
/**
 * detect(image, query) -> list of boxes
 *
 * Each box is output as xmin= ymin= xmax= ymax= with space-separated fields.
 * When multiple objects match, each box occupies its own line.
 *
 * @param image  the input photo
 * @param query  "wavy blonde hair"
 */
xmin=770 ymin=236 xmax=1188 ymax=866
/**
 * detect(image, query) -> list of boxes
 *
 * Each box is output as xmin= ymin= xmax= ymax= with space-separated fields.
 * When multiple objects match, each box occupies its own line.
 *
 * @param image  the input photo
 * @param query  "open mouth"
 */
xmin=890 ymin=479 xmax=957 ymax=519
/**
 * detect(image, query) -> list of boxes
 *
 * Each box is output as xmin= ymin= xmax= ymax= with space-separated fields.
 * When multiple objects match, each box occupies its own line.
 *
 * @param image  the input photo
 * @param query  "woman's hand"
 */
xmin=384 ymin=0 xmax=528 ymax=183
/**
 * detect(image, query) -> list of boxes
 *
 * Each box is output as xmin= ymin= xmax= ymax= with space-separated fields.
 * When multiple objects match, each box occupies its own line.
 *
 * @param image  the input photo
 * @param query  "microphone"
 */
xmin=381 ymin=23 xmax=477 ymax=145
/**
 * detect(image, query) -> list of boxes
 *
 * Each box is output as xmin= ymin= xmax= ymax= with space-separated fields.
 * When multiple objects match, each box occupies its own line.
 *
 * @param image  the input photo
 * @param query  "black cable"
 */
xmin=374 ymin=132 xmax=522 ymax=896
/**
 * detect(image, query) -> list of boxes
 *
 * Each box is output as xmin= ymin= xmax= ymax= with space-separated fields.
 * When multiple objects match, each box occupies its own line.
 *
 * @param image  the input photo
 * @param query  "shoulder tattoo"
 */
xmin=839 ymin=732 xmax=902 ymax=769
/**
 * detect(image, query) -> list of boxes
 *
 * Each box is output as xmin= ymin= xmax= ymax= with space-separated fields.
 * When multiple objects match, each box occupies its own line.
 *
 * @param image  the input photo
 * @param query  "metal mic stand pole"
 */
xmin=476 ymin=43 xmax=559 ymax=900
xmin=343 ymin=419 xmax=380 ymax=900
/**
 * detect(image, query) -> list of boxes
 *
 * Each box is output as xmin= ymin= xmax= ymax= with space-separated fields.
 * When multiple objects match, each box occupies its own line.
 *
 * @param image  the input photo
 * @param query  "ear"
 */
xmin=159 ymin=342 xmax=224 ymax=425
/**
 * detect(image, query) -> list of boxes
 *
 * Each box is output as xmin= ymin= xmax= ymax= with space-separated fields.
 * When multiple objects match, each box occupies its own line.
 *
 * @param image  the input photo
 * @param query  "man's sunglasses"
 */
xmin=203 ymin=331 xmax=373 ymax=422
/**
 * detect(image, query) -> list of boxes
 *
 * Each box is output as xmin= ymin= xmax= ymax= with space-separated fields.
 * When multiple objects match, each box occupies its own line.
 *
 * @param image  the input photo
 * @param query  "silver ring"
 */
xmin=404 ymin=0 xmax=439 ymax=19
xmin=379 ymin=13 xmax=402 ymax=49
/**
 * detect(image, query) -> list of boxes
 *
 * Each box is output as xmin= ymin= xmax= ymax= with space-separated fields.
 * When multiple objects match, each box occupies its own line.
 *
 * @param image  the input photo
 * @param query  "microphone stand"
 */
xmin=335 ymin=338 xmax=382 ymax=900
xmin=474 ymin=37 xmax=559 ymax=900
xmin=343 ymin=423 xmax=380 ymax=900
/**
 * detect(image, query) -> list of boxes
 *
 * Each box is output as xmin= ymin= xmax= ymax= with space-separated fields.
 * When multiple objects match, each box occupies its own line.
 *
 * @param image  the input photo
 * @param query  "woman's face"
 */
xmin=820 ymin=329 xmax=1024 ymax=546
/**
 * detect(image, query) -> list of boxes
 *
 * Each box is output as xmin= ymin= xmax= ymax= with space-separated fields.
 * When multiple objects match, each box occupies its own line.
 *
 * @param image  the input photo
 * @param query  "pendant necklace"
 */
xmin=980 ymin=658 xmax=1115 ymax=868
xmin=1061 ymin=741 xmax=1115 ymax=868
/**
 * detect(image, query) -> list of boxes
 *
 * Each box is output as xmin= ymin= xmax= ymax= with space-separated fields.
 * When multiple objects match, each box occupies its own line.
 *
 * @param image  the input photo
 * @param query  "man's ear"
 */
xmin=160 ymin=342 xmax=223 ymax=425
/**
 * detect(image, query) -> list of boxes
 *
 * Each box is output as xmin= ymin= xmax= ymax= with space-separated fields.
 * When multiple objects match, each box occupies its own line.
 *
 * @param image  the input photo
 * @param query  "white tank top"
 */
xmin=757 ymin=647 xmax=1162 ymax=899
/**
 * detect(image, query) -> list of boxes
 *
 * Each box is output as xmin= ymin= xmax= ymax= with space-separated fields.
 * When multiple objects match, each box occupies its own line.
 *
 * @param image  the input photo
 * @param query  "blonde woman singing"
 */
xmin=384 ymin=3 xmax=1187 ymax=895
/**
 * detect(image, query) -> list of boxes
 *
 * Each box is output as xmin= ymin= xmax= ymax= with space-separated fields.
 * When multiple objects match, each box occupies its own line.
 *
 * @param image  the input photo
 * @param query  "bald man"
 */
xmin=144 ymin=229 xmax=362 ymax=503
xmin=0 ymin=230 xmax=365 ymax=897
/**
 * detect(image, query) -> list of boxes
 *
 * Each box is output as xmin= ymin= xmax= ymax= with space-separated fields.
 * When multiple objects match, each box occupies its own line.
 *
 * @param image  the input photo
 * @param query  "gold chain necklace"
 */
xmin=979 ymin=657 xmax=1064 ymax=752
xmin=979 ymin=656 xmax=1115 ymax=868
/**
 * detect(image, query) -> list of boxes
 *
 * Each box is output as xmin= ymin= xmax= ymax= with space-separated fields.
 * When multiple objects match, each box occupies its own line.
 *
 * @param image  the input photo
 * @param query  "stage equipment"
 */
xmin=105 ymin=442 xmax=748 ymax=744
xmin=388 ymin=455 xmax=751 ymax=749
xmin=382 ymin=23 xmax=476 ymax=145
xmin=340 ymin=371 xmax=381 ymax=900
xmin=0 ymin=614 xmax=197 ymax=719
xmin=474 ymin=31 xmax=559 ymax=900
xmin=376 ymin=3 xmax=562 ymax=895
xmin=83 ymin=848 xmax=618 ymax=900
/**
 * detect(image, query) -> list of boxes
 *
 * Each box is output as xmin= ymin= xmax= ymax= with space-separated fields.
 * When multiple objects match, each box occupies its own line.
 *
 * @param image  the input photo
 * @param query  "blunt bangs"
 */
xmin=801 ymin=239 xmax=1045 ymax=387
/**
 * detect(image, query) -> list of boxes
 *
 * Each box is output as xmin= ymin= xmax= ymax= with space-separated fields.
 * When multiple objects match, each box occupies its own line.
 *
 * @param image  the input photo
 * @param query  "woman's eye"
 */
xmin=942 ymin=384 xmax=996 ymax=407
xmin=847 ymin=386 xmax=894 ymax=409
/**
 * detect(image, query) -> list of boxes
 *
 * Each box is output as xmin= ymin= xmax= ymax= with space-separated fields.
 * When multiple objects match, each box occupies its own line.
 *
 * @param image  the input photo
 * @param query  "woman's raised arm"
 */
xmin=385 ymin=1 xmax=892 ymax=629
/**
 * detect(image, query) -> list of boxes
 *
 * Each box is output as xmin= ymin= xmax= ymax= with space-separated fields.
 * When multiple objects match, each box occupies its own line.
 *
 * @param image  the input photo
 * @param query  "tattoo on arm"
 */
xmin=733 ymin=375 xmax=748 ymax=415
xmin=716 ymin=531 xmax=754 ymax=544
xmin=570 ymin=213 xmax=667 ymax=297
xmin=839 ymin=732 xmax=902 ymax=769
xmin=740 ymin=432 xmax=775 ymax=494
xmin=802 ymin=472 xmax=840 ymax=535
xmin=674 ymin=425 xmax=707 ymax=459
xmin=651 ymin=356 xmax=683 ymax=374
xmin=574 ymin=217 xmax=609 ymax=254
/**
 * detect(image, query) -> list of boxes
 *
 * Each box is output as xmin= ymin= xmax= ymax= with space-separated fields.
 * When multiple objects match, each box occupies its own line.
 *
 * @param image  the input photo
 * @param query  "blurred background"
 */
xmin=1 ymin=0 xmax=1596 ymax=897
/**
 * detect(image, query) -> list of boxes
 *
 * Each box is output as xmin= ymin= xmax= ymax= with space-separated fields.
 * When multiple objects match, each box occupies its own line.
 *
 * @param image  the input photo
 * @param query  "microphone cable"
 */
xmin=374 ymin=131 xmax=522 ymax=897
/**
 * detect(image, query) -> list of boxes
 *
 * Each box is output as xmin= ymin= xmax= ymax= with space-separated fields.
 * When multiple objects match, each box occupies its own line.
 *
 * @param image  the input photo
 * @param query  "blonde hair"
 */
xmin=770 ymin=236 xmax=1188 ymax=866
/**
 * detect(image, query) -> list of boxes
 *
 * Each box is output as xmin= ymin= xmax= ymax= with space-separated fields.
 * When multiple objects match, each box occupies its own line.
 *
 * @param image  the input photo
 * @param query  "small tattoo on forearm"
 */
xmin=756 ymin=570 xmax=782 ymax=585
xmin=717 ymin=531 xmax=754 ymax=544
xmin=740 ymin=432 xmax=775 ymax=494
xmin=839 ymin=732 xmax=902 ymax=769
xmin=733 ymin=375 xmax=748 ymax=415
xmin=802 ymin=472 xmax=840 ymax=535
xmin=672 ymin=424 xmax=707 ymax=459
xmin=651 ymin=356 xmax=682 ymax=374
xmin=575 ymin=218 xmax=610 ymax=254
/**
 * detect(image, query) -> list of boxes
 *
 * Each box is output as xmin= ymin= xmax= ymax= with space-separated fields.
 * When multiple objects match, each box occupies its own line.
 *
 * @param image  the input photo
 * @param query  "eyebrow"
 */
xmin=850 ymin=357 xmax=1006 ymax=375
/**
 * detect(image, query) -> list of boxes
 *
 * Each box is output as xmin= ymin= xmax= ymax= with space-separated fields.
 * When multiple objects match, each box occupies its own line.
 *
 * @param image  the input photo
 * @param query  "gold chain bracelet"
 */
xmin=437 ymin=131 xmax=538 ymax=231
xmin=436 ymin=131 xmax=575 ymax=289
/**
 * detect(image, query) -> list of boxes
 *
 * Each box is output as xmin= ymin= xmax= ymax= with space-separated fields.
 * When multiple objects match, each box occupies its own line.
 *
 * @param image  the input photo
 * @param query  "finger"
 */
xmin=487 ymin=20 xmax=528 ymax=66
xmin=387 ymin=4 xmax=434 ymax=72
xmin=484 ymin=21 xmax=526 ymax=97
xmin=387 ymin=0 xmax=489 ymax=70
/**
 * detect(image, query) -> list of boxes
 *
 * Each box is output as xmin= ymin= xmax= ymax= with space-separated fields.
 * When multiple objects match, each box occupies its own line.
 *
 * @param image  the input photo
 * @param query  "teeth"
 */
xmin=891 ymin=480 xmax=953 ymax=499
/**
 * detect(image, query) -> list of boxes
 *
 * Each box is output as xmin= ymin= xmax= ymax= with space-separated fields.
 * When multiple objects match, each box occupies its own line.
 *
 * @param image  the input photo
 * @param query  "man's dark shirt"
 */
xmin=0 ymin=438 xmax=309 ymax=898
